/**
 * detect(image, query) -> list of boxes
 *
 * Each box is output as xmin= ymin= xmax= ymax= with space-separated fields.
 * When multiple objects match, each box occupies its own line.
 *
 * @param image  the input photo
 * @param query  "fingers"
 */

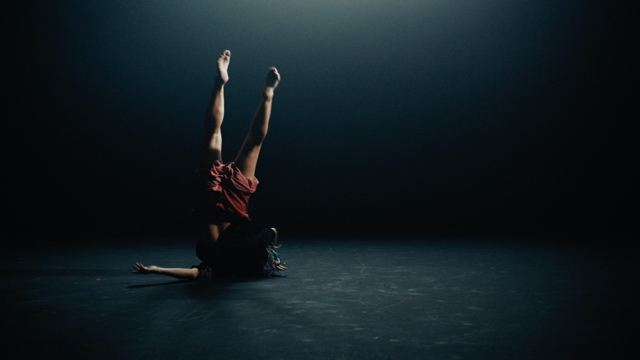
xmin=132 ymin=262 xmax=146 ymax=274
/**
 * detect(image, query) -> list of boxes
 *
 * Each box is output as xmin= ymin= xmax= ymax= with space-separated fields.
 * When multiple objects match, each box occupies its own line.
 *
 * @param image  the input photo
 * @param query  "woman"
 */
xmin=133 ymin=50 xmax=287 ymax=280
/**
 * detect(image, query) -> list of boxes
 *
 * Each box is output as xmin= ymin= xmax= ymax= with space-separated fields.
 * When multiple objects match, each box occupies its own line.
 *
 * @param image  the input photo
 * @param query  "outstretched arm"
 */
xmin=132 ymin=262 xmax=199 ymax=280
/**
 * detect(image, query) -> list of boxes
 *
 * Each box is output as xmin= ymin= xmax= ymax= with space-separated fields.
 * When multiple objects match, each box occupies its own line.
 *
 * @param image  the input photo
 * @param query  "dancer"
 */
xmin=133 ymin=50 xmax=286 ymax=280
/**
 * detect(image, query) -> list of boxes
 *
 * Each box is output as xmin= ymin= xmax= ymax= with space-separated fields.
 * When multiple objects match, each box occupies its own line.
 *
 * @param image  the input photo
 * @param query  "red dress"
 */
xmin=196 ymin=160 xmax=258 ymax=222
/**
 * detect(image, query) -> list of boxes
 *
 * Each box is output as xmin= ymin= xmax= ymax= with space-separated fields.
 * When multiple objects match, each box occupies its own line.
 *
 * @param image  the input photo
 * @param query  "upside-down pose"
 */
xmin=133 ymin=50 xmax=287 ymax=280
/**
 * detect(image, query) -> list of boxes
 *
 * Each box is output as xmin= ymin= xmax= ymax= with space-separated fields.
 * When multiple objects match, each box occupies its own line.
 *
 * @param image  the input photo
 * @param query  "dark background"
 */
xmin=6 ymin=0 xmax=637 ymax=244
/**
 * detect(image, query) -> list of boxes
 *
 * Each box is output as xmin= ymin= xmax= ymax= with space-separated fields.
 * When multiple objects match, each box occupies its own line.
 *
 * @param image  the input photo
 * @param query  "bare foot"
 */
xmin=266 ymin=67 xmax=280 ymax=89
xmin=217 ymin=50 xmax=231 ymax=84
xmin=264 ymin=67 xmax=280 ymax=98
xmin=132 ymin=262 xmax=157 ymax=274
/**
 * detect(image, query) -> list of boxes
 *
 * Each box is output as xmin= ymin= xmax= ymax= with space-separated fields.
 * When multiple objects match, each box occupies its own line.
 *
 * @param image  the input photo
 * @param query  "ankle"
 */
xmin=263 ymin=87 xmax=275 ymax=100
xmin=215 ymin=77 xmax=227 ymax=88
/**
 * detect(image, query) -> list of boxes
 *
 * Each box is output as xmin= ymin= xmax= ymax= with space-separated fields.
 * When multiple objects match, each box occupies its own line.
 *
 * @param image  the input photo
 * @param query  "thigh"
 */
xmin=233 ymin=140 xmax=262 ymax=179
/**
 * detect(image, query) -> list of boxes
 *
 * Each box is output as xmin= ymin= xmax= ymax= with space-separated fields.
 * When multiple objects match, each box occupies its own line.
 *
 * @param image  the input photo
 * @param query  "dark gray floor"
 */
xmin=1 ymin=237 xmax=634 ymax=359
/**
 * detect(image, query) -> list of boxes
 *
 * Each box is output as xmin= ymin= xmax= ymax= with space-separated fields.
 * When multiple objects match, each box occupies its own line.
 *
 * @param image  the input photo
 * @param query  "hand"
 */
xmin=132 ymin=262 xmax=156 ymax=274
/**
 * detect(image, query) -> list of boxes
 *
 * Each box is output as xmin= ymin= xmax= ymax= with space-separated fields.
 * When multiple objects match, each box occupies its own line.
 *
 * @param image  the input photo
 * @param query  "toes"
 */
xmin=219 ymin=50 xmax=231 ymax=61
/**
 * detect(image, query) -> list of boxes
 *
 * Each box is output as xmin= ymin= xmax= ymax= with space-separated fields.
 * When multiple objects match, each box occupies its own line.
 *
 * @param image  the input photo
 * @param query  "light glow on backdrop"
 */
xmin=9 ymin=0 xmax=634 ymax=238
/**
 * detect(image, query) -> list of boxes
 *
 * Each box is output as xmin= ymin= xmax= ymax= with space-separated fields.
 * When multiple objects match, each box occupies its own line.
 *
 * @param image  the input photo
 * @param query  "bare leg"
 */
xmin=199 ymin=50 xmax=230 ymax=170
xmin=234 ymin=67 xmax=281 ymax=179
xmin=198 ymin=50 xmax=233 ymax=243
xmin=132 ymin=262 xmax=199 ymax=280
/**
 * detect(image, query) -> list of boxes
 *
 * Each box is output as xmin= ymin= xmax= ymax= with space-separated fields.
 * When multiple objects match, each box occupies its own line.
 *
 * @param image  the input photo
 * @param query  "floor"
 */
xmin=1 ymin=237 xmax=635 ymax=359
